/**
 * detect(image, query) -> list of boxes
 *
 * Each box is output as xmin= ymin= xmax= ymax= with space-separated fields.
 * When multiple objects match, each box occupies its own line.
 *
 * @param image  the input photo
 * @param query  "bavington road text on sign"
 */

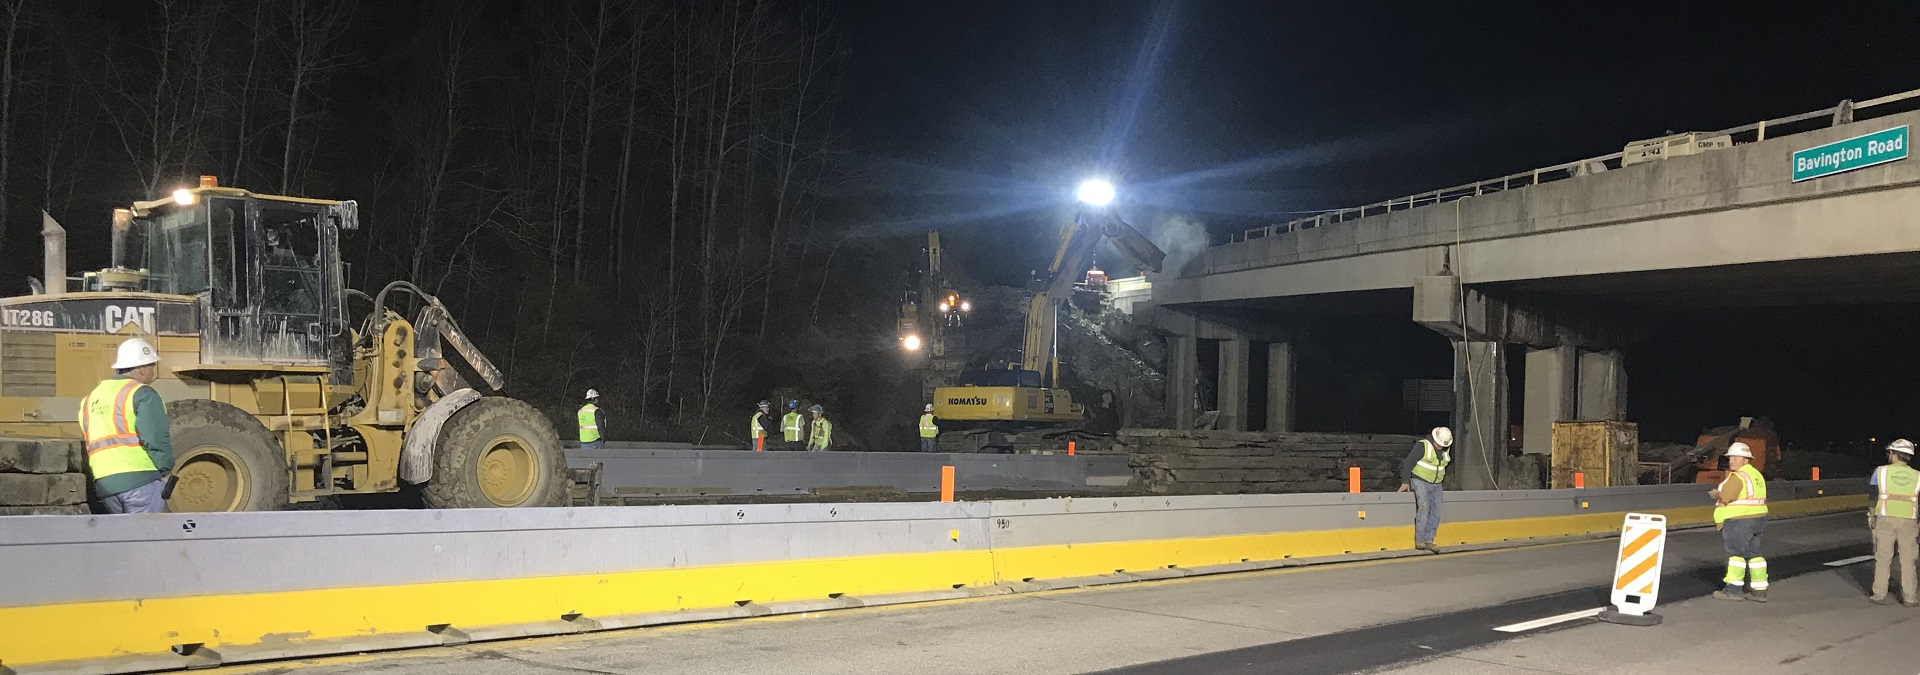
xmin=1792 ymin=125 xmax=1908 ymax=182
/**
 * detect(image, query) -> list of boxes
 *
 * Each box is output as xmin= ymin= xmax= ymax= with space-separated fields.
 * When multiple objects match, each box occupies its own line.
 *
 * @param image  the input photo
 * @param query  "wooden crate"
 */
xmin=1551 ymin=421 xmax=1639 ymax=488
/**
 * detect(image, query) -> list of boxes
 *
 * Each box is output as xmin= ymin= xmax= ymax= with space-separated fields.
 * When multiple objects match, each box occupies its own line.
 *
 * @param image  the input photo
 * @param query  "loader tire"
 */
xmin=165 ymin=399 xmax=288 ymax=512
xmin=422 ymin=397 xmax=568 ymax=509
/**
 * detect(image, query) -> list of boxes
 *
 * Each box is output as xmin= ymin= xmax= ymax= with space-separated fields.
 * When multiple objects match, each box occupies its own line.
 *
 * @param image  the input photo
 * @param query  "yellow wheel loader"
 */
xmin=0 ymin=177 xmax=568 ymax=511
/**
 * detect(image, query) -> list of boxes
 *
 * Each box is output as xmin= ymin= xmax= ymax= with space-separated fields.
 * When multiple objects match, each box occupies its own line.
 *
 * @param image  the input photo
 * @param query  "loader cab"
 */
xmin=123 ymin=187 xmax=355 ymax=375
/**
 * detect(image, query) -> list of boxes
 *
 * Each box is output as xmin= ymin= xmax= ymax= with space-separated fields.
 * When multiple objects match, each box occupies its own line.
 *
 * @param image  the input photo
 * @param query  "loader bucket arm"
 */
xmin=416 ymin=302 xmax=505 ymax=391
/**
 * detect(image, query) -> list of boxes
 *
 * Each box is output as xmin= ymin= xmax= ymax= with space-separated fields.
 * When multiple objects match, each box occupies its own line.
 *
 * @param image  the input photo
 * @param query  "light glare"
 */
xmin=172 ymin=189 xmax=196 ymax=206
xmin=903 ymin=335 xmax=922 ymax=351
xmin=1076 ymin=179 xmax=1116 ymax=206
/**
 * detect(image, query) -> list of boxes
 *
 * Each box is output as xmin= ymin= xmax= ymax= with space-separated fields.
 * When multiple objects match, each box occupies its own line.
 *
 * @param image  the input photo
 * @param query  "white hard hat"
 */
xmin=111 ymin=337 xmax=161 ymax=370
xmin=925 ymin=404 xmax=934 ymax=412
xmin=585 ymin=389 xmax=599 ymax=399
xmin=1725 ymin=442 xmax=1753 ymax=459
xmin=1431 ymin=427 xmax=1454 ymax=448
xmin=1889 ymin=439 xmax=1915 ymax=456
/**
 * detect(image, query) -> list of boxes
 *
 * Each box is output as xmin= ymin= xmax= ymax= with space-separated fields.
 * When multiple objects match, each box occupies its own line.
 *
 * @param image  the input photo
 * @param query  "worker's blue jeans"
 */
xmin=1412 ymin=477 xmax=1444 ymax=545
xmin=580 ymin=439 xmax=603 ymax=450
xmin=920 ymin=438 xmax=937 ymax=453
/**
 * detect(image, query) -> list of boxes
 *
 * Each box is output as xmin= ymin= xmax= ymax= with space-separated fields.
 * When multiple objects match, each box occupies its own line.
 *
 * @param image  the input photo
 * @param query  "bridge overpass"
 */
xmin=1144 ymin=91 xmax=1920 ymax=488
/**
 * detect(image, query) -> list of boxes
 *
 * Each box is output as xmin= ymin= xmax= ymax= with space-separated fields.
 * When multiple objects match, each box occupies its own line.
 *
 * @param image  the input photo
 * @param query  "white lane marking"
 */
xmin=1825 ymin=555 xmax=1875 ymax=567
xmin=1492 ymin=607 xmax=1604 ymax=633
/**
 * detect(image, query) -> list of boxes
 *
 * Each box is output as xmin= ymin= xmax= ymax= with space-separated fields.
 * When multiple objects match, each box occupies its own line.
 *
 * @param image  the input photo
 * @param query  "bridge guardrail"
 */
xmin=1221 ymin=88 xmax=1920 ymax=246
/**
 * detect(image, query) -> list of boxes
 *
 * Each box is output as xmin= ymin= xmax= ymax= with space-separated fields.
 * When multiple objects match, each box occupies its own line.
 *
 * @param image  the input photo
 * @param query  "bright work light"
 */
xmin=1076 ymin=179 xmax=1115 ymax=207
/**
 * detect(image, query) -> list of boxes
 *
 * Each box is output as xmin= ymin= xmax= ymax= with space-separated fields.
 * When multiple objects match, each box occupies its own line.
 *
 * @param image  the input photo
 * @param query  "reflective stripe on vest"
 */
xmin=1714 ymin=464 xmax=1769 ymax=523
xmin=782 ymin=413 xmax=803 ymax=442
xmin=751 ymin=412 xmax=767 ymax=439
xmin=1411 ymin=439 xmax=1450 ymax=483
xmin=577 ymin=404 xmax=601 ymax=443
xmin=1876 ymin=464 xmax=1920 ymax=519
xmin=78 ymin=379 xmax=158 ymax=481
xmin=919 ymin=414 xmax=939 ymax=438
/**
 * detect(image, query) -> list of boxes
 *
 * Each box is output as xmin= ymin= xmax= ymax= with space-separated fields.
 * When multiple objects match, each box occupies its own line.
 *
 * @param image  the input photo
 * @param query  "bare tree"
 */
xmin=93 ymin=0 xmax=223 ymax=197
xmin=275 ymin=0 xmax=353 ymax=194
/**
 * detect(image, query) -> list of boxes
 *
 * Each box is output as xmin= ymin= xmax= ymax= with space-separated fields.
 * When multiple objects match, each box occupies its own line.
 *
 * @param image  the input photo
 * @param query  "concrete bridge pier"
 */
xmin=1417 ymin=276 xmax=1639 ymax=489
xmin=1157 ymin=309 xmax=1298 ymax=432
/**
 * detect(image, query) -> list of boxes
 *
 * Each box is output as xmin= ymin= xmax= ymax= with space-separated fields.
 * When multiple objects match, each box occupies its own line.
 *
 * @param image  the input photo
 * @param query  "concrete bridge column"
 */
xmin=1167 ymin=334 xmax=1198 ymax=429
xmin=1523 ymin=346 xmax=1578 ymax=456
xmin=1450 ymin=340 xmax=1507 ymax=491
xmin=1577 ymin=349 xmax=1628 ymax=421
xmin=1266 ymin=342 xmax=1296 ymax=432
xmin=1217 ymin=338 xmax=1253 ymax=431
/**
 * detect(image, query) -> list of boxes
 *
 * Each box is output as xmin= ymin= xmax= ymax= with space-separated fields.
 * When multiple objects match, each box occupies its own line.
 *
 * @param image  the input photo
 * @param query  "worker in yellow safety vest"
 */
xmin=1397 ymin=426 xmax=1452 ymax=551
xmin=918 ymin=404 xmax=939 ymax=453
xmin=1869 ymin=439 xmax=1920 ymax=606
xmin=577 ymin=390 xmax=604 ymax=449
xmin=751 ymin=401 xmax=773 ymax=449
xmin=781 ymin=400 xmax=804 ymax=451
xmin=1710 ymin=442 xmax=1770 ymax=602
xmin=78 ymin=338 xmax=174 ymax=514
xmin=807 ymin=404 xmax=832 ymax=451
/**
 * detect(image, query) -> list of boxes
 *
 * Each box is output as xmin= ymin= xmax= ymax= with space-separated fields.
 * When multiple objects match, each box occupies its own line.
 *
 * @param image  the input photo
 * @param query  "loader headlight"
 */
xmin=903 ymin=334 xmax=923 ymax=351
xmin=172 ymin=189 xmax=196 ymax=206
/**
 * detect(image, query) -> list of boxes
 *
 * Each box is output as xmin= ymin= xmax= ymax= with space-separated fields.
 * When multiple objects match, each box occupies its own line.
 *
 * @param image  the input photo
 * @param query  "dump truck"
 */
xmin=0 ymin=177 xmax=568 ymax=511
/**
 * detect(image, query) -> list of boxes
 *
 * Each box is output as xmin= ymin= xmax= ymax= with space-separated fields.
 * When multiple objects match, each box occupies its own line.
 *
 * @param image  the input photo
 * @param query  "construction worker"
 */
xmin=807 ymin=404 xmax=832 ymax=451
xmin=577 ymin=390 xmax=604 ymax=449
xmin=750 ymin=401 xmax=773 ymax=449
xmin=781 ymin=400 xmax=804 ymax=451
xmin=1710 ymin=442 xmax=1770 ymax=602
xmin=80 ymin=338 xmax=173 ymax=514
xmin=1397 ymin=426 xmax=1452 ymax=551
xmin=918 ymin=404 xmax=939 ymax=452
xmin=1868 ymin=439 xmax=1920 ymax=606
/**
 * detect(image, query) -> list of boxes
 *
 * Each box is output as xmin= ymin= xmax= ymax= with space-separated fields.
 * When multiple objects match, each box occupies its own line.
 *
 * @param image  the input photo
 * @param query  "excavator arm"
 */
xmin=1019 ymin=208 xmax=1166 ymax=378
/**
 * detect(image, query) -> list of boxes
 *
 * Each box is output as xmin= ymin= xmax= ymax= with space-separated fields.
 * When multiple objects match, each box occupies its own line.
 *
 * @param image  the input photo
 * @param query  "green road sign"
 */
xmin=1792 ymin=125 xmax=1908 ymax=182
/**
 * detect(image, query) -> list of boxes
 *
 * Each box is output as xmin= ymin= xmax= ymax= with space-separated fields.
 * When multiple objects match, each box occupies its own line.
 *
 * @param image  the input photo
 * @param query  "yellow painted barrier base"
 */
xmin=0 ymin=494 xmax=1868 ymax=672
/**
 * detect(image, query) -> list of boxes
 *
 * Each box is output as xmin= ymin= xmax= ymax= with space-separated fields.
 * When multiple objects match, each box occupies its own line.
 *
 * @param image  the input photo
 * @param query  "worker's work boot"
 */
xmin=1871 ymin=595 xmax=1894 ymax=605
xmin=1903 ymin=598 xmax=1919 ymax=608
xmin=1712 ymin=587 xmax=1744 ymax=602
xmin=1746 ymin=590 xmax=1768 ymax=603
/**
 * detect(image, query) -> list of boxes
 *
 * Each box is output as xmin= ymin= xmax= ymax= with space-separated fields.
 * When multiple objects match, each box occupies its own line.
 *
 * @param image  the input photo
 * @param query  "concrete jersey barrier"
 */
xmin=0 ymin=480 xmax=1866 ymax=674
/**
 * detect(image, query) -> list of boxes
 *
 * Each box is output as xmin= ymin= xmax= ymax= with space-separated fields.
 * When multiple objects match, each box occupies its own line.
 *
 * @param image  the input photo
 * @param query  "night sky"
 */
xmin=829 ymin=1 xmax=1920 ymax=280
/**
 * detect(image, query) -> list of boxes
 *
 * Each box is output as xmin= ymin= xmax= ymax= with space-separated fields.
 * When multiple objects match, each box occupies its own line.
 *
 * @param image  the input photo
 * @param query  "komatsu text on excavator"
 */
xmin=0 ymin=177 xmax=568 ymax=511
xmin=931 ymin=179 xmax=1165 ymax=451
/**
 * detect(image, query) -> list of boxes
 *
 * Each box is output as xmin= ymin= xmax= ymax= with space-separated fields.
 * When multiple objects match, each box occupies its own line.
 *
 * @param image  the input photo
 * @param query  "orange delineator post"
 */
xmin=1067 ymin=441 xmax=1076 ymax=456
xmin=1574 ymin=472 xmax=1585 ymax=489
xmin=1812 ymin=466 xmax=1821 ymax=481
xmin=940 ymin=465 xmax=955 ymax=502
xmin=1348 ymin=466 xmax=1360 ymax=493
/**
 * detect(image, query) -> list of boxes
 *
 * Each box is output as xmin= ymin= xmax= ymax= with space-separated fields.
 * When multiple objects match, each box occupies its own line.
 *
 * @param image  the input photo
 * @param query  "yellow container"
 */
xmin=1551 ymin=421 xmax=1639 ymax=488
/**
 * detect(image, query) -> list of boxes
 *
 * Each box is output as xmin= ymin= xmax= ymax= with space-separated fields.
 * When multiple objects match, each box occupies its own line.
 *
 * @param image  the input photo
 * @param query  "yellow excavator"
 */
xmin=931 ymin=179 xmax=1165 ymax=452
xmin=0 ymin=177 xmax=568 ymax=511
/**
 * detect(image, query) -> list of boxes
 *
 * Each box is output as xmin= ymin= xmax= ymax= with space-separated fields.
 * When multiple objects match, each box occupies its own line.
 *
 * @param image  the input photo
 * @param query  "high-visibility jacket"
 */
xmin=751 ymin=411 xmax=768 ymax=440
xmin=918 ymin=413 xmax=939 ymax=439
xmin=782 ymin=412 xmax=803 ymax=442
xmin=809 ymin=417 xmax=833 ymax=450
xmin=1410 ymin=439 xmax=1449 ymax=484
xmin=79 ymin=378 xmax=160 ymax=483
xmin=577 ymin=404 xmax=601 ymax=443
xmin=1874 ymin=463 xmax=1920 ymax=519
xmin=1713 ymin=464 xmax=1769 ymax=524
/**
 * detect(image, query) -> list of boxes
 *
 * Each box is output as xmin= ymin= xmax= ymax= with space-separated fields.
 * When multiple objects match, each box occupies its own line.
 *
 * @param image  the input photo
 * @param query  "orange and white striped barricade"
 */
xmin=1598 ymin=512 xmax=1666 ymax=626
